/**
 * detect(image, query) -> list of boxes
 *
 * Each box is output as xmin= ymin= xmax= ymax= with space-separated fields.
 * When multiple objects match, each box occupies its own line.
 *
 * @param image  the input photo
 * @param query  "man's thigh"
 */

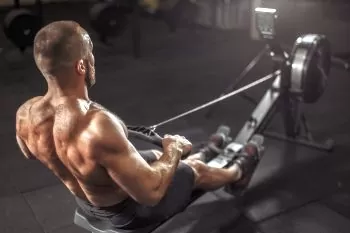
xmin=139 ymin=150 xmax=159 ymax=163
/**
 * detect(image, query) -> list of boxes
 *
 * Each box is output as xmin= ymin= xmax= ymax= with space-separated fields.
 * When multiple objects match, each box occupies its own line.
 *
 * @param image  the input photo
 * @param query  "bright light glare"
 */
xmin=255 ymin=7 xmax=277 ymax=13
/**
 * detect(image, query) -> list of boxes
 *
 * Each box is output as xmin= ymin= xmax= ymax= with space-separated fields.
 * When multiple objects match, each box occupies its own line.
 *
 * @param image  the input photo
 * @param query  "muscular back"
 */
xmin=16 ymin=97 xmax=129 ymax=207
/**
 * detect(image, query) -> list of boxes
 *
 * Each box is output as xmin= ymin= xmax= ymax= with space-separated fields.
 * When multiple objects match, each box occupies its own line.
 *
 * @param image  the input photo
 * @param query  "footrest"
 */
xmin=207 ymin=142 xmax=244 ymax=168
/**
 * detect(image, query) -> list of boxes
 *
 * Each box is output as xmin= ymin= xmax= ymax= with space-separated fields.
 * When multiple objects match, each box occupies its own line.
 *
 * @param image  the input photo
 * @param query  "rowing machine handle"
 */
xmin=127 ymin=125 xmax=191 ymax=157
xmin=127 ymin=128 xmax=163 ymax=148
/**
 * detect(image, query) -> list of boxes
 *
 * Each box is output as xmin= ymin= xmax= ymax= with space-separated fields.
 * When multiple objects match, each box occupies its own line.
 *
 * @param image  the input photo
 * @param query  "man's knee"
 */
xmin=182 ymin=159 xmax=207 ymax=181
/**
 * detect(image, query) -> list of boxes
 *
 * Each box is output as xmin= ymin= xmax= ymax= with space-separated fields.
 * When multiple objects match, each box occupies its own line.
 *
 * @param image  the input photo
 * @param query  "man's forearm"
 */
xmin=149 ymin=149 xmax=182 ymax=200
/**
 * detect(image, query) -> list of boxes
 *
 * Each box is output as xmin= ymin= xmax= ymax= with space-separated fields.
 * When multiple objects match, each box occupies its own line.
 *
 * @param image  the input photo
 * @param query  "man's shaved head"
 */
xmin=34 ymin=21 xmax=93 ymax=78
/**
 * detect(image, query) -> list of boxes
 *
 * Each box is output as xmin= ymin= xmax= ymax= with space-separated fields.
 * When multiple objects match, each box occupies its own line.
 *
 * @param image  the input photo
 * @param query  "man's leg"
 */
xmin=182 ymin=159 xmax=242 ymax=190
xmin=146 ymin=126 xmax=263 ymax=192
xmin=145 ymin=133 xmax=264 ymax=193
xmin=143 ymin=149 xmax=240 ymax=191
xmin=131 ymin=136 xmax=263 ymax=228
xmin=182 ymin=135 xmax=264 ymax=192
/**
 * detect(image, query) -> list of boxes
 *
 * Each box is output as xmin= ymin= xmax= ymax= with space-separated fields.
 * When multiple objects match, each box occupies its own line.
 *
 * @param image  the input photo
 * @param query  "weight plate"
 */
xmin=90 ymin=2 xmax=128 ymax=39
xmin=3 ymin=9 xmax=42 ymax=51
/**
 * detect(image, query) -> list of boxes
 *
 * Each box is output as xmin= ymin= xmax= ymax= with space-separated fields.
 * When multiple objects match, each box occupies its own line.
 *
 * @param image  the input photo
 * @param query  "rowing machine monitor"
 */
xmin=255 ymin=7 xmax=278 ymax=40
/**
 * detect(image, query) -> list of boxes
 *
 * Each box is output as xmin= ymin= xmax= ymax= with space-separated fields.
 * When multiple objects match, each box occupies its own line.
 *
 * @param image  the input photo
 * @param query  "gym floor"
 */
xmin=1 ymin=2 xmax=350 ymax=233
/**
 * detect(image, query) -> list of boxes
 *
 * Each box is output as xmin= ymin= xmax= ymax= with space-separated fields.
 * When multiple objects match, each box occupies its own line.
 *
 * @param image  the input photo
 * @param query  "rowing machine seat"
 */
xmin=74 ymin=208 xmax=157 ymax=233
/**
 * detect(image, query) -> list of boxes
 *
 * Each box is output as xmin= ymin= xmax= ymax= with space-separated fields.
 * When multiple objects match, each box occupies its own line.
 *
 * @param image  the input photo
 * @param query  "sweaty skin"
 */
xmin=16 ymin=96 xmax=189 ymax=207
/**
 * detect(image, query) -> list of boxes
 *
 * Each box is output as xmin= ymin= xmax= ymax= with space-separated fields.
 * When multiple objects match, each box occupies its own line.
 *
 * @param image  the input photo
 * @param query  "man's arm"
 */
xmin=79 ymin=111 xmax=183 ymax=206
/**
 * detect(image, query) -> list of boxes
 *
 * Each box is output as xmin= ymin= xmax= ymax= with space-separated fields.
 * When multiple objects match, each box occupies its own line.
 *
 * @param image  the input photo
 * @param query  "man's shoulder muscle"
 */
xmin=15 ymin=97 xmax=43 ymax=159
xmin=16 ymin=96 xmax=43 ymax=133
xmin=17 ymin=96 xmax=43 ymax=116
xmin=77 ymin=110 xmax=128 ymax=159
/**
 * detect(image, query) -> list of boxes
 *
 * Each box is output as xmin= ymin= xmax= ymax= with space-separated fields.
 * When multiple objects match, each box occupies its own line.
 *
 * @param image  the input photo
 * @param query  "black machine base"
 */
xmin=263 ymin=131 xmax=334 ymax=151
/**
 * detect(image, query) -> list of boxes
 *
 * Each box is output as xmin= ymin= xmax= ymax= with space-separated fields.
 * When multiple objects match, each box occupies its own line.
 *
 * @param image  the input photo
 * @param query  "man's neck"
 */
xmin=45 ymin=79 xmax=89 ymax=101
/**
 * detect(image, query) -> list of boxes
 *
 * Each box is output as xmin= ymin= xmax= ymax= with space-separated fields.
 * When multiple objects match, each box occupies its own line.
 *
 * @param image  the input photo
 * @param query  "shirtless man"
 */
xmin=15 ymin=21 xmax=264 ymax=230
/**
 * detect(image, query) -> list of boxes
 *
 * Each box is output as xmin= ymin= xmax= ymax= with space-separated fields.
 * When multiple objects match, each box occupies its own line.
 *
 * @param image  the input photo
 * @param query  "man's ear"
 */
xmin=76 ymin=59 xmax=86 ymax=75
